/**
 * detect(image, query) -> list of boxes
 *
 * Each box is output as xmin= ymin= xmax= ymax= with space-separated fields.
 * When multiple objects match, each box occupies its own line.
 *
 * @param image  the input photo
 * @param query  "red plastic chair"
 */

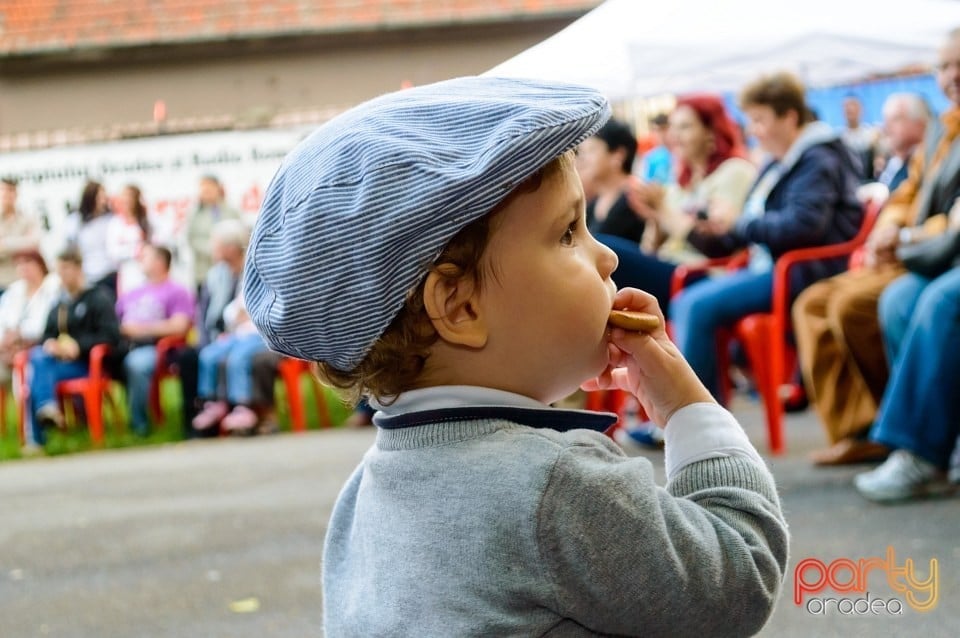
xmin=13 ymin=345 xmax=120 ymax=447
xmin=148 ymin=334 xmax=189 ymax=425
xmin=584 ymin=389 xmax=631 ymax=438
xmin=0 ymin=384 xmax=8 ymax=440
xmin=277 ymin=357 xmax=333 ymax=432
xmin=13 ymin=349 xmax=30 ymax=445
xmin=669 ymin=200 xmax=881 ymax=454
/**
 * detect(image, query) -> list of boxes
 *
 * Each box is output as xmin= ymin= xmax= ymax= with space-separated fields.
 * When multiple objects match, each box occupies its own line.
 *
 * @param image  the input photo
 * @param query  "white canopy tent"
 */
xmin=488 ymin=0 xmax=960 ymax=99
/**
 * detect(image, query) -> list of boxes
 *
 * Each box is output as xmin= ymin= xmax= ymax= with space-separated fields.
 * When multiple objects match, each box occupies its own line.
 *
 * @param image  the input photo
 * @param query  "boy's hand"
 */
xmin=583 ymin=288 xmax=715 ymax=426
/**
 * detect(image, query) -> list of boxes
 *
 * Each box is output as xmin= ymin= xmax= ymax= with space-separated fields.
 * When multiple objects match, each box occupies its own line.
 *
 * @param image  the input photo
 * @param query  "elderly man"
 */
xmin=874 ymin=93 xmax=929 ymax=191
xmin=794 ymin=33 xmax=959 ymax=466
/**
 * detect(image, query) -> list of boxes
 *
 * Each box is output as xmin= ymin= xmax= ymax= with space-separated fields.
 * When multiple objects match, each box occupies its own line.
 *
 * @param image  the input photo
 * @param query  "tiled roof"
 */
xmin=0 ymin=0 xmax=601 ymax=55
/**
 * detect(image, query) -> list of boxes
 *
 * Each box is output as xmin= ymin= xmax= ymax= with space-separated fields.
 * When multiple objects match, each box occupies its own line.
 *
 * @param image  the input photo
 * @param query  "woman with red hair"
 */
xmin=596 ymin=94 xmax=756 ymax=313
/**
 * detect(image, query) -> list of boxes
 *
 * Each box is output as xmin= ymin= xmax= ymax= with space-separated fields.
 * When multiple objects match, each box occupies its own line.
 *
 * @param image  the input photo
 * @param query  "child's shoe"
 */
xmin=221 ymin=405 xmax=259 ymax=434
xmin=947 ymin=434 xmax=960 ymax=484
xmin=192 ymin=401 xmax=229 ymax=431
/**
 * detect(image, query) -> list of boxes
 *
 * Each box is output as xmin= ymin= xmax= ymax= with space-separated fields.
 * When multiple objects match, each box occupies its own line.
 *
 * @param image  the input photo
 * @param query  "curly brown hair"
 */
xmin=315 ymin=152 xmax=571 ymax=404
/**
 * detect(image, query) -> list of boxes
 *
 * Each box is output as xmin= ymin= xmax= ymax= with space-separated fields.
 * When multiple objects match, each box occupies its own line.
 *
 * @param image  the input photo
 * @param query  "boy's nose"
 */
xmin=595 ymin=237 xmax=618 ymax=280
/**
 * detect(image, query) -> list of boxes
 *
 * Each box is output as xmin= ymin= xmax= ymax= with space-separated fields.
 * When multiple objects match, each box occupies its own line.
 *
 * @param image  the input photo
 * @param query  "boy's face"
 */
xmin=476 ymin=159 xmax=619 ymax=404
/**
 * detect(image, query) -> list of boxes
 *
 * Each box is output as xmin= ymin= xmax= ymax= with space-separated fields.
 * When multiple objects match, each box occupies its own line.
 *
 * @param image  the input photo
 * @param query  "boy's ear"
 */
xmin=422 ymin=264 xmax=487 ymax=349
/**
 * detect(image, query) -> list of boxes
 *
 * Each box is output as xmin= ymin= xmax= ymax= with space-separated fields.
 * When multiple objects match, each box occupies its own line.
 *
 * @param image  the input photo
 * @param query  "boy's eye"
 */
xmin=561 ymin=219 xmax=578 ymax=246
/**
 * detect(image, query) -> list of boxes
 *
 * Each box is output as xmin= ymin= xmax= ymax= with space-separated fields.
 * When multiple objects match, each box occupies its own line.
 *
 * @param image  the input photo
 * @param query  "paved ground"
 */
xmin=1 ymin=397 xmax=958 ymax=637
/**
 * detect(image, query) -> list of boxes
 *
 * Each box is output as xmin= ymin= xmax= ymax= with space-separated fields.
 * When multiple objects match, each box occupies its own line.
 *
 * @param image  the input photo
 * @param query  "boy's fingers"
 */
xmin=610 ymin=288 xmax=666 ymax=326
xmin=608 ymin=328 xmax=655 ymax=357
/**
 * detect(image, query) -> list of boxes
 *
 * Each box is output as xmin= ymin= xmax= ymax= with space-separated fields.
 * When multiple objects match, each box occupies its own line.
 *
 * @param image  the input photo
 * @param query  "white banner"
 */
xmin=0 ymin=126 xmax=312 ymax=279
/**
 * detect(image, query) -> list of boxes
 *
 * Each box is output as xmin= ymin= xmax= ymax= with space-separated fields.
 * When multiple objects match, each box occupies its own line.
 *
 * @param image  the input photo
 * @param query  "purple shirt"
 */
xmin=116 ymin=279 xmax=195 ymax=325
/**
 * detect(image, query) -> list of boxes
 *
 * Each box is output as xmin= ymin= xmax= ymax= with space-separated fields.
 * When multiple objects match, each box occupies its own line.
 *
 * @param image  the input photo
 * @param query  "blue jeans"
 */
xmin=670 ymin=269 xmax=774 ymax=399
xmin=27 ymin=346 xmax=89 ymax=445
xmin=197 ymin=333 xmax=268 ymax=404
xmin=596 ymin=234 xmax=677 ymax=314
xmin=870 ymin=268 xmax=960 ymax=468
xmin=124 ymin=345 xmax=157 ymax=436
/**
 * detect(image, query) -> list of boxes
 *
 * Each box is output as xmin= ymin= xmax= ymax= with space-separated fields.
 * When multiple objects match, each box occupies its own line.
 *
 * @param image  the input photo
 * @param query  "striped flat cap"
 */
xmin=244 ymin=76 xmax=610 ymax=370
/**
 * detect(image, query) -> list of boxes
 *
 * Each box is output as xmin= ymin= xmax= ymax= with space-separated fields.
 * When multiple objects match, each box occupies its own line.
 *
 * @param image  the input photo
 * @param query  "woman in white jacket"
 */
xmin=0 ymin=249 xmax=60 ymax=383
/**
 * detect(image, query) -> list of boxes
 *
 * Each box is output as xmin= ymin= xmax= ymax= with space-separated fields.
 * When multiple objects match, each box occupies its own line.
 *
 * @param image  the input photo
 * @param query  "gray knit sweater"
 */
xmin=323 ymin=392 xmax=788 ymax=637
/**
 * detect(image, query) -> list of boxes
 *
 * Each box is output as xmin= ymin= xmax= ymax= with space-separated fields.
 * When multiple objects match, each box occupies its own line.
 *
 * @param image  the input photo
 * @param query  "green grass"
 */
xmin=0 ymin=376 xmax=353 ymax=462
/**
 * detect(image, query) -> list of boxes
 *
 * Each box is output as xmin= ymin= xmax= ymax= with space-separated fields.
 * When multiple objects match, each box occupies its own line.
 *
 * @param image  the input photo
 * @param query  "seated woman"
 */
xmin=0 ymin=250 xmax=60 ymax=384
xmin=576 ymin=118 xmax=646 ymax=244
xmin=597 ymin=94 xmax=756 ymax=312
xmin=191 ymin=292 xmax=269 ymax=434
xmin=670 ymin=71 xmax=863 ymax=402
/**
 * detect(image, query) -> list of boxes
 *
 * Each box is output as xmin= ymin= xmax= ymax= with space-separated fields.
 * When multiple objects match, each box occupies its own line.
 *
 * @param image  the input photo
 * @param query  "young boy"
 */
xmin=244 ymin=77 xmax=788 ymax=636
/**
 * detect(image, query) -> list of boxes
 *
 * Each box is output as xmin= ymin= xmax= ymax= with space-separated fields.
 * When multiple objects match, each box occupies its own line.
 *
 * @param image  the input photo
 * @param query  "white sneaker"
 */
xmin=947 ymin=434 xmax=960 ymax=484
xmin=854 ymin=450 xmax=953 ymax=503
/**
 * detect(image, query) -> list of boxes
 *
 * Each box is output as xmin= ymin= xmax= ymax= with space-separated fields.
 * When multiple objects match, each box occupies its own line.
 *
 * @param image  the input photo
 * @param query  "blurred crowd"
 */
xmin=0 ymin=173 xmax=306 ymax=455
xmin=4 ymin=30 xmax=960 ymax=506
xmin=572 ymin=28 xmax=960 ymax=504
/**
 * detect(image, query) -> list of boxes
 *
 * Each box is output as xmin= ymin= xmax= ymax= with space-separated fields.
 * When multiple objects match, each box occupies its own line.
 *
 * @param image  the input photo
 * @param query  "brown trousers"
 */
xmin=791 ymin=265 xmax=905 ymax=443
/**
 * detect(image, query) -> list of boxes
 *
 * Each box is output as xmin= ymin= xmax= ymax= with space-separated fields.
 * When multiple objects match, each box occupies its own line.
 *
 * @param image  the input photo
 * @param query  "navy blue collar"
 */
xmin=374 ymin=405 xmax=617 ymax=433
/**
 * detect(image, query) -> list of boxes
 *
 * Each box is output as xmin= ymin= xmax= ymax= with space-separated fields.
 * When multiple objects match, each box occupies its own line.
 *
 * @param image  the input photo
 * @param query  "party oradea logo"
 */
xmin=794 ymin=546 xmax=938 ymax=616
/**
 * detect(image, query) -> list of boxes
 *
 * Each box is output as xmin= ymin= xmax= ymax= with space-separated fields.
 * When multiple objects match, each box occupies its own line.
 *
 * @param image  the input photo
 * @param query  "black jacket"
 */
xmin=42 ymin=285 xmax=122 ymax=359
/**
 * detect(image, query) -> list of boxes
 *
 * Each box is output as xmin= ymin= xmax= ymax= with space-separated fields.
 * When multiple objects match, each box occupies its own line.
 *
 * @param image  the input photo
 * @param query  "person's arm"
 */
xmin=703 ymin=159 xmax=758 ymax=228
xmin=661 ymin=160 xmax=758 ymax=251
xmin=734 ymin=147 xmax=848 ymax=254
xmin=646 ymin=183 xmax=690 ymax=242
xmin=41 ymin=302 xmax=59 ymax=343
xmin=687 ymin=224 xmax=747 ymax=258
xmin=0 ymin=283 xmax=19 ymax=332
xmin=539 ymin=436 xmax=787 ymax=637
xmin=18 ymin=279 xmax=60 ymax=343
xmin=876 ymin=140 xmax=927 ymax=230
xmin=121 ymin=313 xmax=192 ymax=340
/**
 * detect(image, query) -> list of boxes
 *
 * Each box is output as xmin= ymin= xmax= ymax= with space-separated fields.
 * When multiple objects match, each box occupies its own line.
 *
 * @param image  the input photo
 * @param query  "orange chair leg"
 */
xmin=84 ymin=385 xmax=105 ymax=446
xmin=736 ymin=316 xmax=785 ymax=455
xmin=285 ymin=371 xmax=307 ymax=433
xmin=15 ymin=361 xmax=28 ymax=447
xmin=765 ymin=324 xmax=786 ymax=456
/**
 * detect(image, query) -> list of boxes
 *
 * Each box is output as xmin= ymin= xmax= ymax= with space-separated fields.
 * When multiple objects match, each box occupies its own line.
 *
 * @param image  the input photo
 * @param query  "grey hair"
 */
xmin=210 ymin=219 xmax=250 ymax=251
xmin=882 ymin=93 xmax=930 ymax=122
